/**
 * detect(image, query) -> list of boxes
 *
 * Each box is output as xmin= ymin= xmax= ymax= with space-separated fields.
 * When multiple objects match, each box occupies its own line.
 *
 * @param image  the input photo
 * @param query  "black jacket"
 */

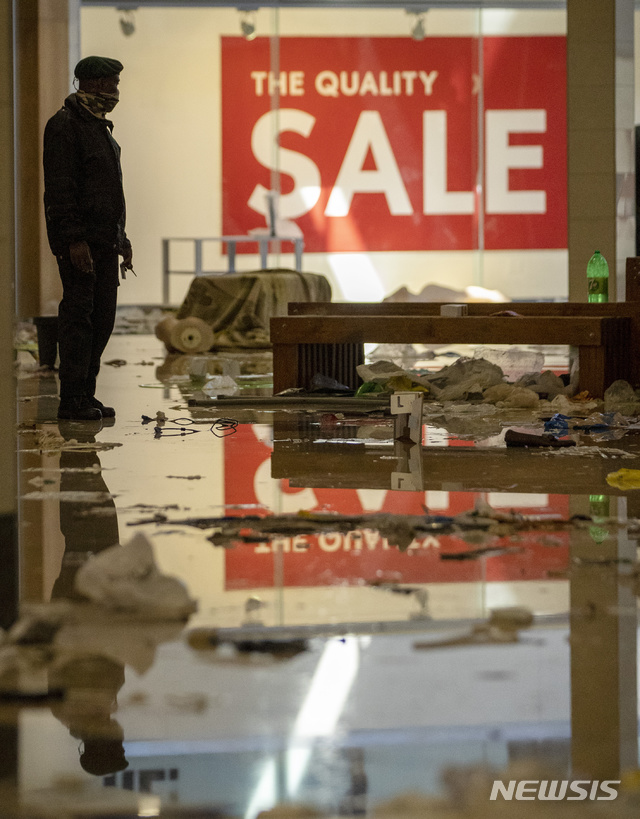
xmin=43 ymin=94 xmax=131 ymax=256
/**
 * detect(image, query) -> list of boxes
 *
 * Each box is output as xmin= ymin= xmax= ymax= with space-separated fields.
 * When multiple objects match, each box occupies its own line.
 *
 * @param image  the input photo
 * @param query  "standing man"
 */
xmin=43 ymin=56 xmax=133 ymax=421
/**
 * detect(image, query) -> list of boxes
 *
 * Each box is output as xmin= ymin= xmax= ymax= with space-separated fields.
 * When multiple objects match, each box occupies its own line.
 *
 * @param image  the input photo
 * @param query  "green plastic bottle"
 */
xmin=587 ymin=250 xmax=609 ymax=303
xmin=588 ymin=494 xmax=610 ymax=545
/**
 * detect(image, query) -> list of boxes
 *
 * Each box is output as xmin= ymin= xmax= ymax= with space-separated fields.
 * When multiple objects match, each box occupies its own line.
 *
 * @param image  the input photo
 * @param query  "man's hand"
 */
xmin=121 ymin=244 xmax=133 ymax=269
xmin=69 ymin=240 xmax=94 ymax=273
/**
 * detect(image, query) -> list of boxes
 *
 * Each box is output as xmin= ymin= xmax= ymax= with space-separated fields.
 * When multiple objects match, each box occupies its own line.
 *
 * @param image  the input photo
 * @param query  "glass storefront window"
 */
xmin=81 ymin=5 xmax=567 ymax=305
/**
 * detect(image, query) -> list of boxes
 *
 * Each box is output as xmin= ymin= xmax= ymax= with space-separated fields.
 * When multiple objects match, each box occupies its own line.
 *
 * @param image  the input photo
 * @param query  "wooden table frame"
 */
xmin=270 ymin=311 xmax=633 ymax=398
xmin=271 ymin=259 xmax=640 ymax=397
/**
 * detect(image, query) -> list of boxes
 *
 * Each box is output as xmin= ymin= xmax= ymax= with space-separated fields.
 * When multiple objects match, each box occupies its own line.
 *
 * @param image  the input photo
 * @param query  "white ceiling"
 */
xmin=83 ymin=1 xmax=568 ymax=9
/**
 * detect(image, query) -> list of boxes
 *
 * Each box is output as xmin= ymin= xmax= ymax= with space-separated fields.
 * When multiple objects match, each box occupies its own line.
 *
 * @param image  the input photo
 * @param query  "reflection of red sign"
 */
xmin=223 ymin=426 xmax=570 ymax=590
xmin=221 ymin=36 xmax=566 ymax=252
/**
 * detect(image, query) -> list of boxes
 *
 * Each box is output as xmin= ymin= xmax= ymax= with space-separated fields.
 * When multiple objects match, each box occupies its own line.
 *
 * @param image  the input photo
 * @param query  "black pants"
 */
xmin=56 ymin=245 xmax=119 ymax=401
xmin=51 ymin=446 xmax=120 ymax=600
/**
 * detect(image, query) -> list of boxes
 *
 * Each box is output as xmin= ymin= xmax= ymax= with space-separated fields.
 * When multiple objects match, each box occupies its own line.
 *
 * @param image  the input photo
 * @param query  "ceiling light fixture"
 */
xmin=117 ymin=7 xmax=136 ymax=37
xmin=239 ymin=9 xmax=257 ymax=41
xmin=407 ymin=8 xmax=428 ymax=41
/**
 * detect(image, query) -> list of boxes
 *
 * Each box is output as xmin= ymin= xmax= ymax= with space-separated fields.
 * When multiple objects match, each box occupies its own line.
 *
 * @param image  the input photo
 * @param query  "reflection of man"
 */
xmin=49 ymin=422 xmax=127 ymax=775
xmin=43 ymin=56 xmax=133 ymax=421
xmin=49 ymin=655 xmax=128 ymax=777
xmin=51 ymin=421 xmax=120 ymax=599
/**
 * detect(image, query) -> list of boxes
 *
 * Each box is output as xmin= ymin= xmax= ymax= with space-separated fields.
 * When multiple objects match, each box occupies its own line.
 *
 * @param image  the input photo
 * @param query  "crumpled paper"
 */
xmin=425 ymin=357 xmax=504 ymax=391
xmin=483 ymin=383 xmax=540 ymax=408
xmin=74 ymin=533 xmax=197 ymax=620
xmin=356 ymin=359 xmax=430 ymax=389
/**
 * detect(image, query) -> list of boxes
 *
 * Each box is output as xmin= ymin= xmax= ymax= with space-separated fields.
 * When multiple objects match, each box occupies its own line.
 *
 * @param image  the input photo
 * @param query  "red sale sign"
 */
xmin=221 ymin=36 xmax=567 ymax=252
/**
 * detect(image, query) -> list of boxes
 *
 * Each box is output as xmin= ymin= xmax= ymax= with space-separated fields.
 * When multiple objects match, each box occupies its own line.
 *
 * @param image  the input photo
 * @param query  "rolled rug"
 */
xmin=169 ymin=316 xmax=214 ymax=353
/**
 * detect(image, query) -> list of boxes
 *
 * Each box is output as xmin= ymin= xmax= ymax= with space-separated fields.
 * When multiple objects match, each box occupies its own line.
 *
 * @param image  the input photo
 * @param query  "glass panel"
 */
xmin=78 ymin=4 xmax=567 ymax=307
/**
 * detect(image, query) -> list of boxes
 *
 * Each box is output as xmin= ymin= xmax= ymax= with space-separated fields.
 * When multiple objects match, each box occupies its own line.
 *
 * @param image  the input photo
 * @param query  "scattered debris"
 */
xmin=483 ymin=383 xmax=540 ymax=408
xmin=165 ymin=693 xmax=209 ymax=713
xmin=513 ymin=368 xmax=568 ymax=398
xmin=0 ymin=645 xmax=61 ymax=700
xmin=127 ymin=512 xmax=169 ymax=525
xmin=425 ymin=357 xmax=505 ymax=401
xmin=413 ymin=606 xmax=534 ymax=650
xmin=5 ymin=602 xmax=71 ymax=645
xmin=140 ymin=500 xmax=592 ymax=553
xmin=356 ymin=359 xmax=430 ymax=392
xmin=606 ymin=468 xmax=640 ymax=490
xmin=187 ymin=627 xmax=308 ymax=659
xmin=201 ymin=374 xmax=240 ymax=397
xmin=154 ymin=423 xmax=199 ymax=438
xmin=548 ymin=393 xmax=598 ymax=414
xmin=198 ymin=511 xmax=448 ymax=551
xmin=504 ymin=429 xmax=576 ymax=448
xmin=488 ymin=606 xmax=535 ymax=630
xmin=0 ymin=603 xmax=183 ymax=699
xmin=368 ymin=343 xmax=435 ymax=364
xmin=54 ymin=617 xmax=184 ymax=675
xmin=25 ymin=429 xmax=122 ymax=453
xmin=245 ymin=596 xmax=266 ymax=614
xmin=127 ymin=503 xmax=181 ymax=510
xmin=74 ymin=533 xmax=197 ymax=620
xmin=439 ymin=545 xmax=525 ymax=560
xmin=27 ymin=476 xmax=56 ymax=488
xmin=22 ymin=490 xmax=114 ymax=503
xmin=366 ymin=583 xmax=430 ymax=618
xmin=604 ymin=379 xmax=640 ymax=415
xmin=533 ymin=445 xmax=636 ymax=458
xmin=22 ymin=464 xmax=102 ymax=475
xmin=33 ymin=429 xmax=65 ymax=449
xmin=545 ymin=411 xmax=633 ymax=436
xmin=210 ymin=418 xmax=238 ymax=437
xmin=473 ymin=346 xmax=544 ymax=383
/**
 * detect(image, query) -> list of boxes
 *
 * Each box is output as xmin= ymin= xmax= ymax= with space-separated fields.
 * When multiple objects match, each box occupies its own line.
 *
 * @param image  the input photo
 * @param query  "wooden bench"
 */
xmin=270 ymin=310 xmax=632 ymax=398
xmin=272 ymin=259 xmax=640 ymax=397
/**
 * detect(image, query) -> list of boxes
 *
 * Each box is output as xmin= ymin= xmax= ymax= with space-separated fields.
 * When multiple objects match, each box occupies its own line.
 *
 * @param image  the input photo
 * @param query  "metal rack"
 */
xmin=161 ymin=234 xmax=305 ymax=305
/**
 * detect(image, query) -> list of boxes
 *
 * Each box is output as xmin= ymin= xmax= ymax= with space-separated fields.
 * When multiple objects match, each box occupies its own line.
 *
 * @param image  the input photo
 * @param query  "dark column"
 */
xmin=570 ymin=496 xmax=638 ymax=778
xmin=0 ymin=1 xmax=18 ymax=628
xmin=567 ymin=0 xmax=635 ymax=301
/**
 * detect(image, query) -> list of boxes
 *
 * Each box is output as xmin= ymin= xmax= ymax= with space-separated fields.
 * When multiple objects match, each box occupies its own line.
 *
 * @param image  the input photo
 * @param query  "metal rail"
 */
xmin=162 ymin=234 xmax=304 ymax=304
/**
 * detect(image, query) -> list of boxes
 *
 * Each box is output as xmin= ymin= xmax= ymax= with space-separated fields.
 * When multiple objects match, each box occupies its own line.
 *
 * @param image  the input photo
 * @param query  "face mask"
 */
xmin=95 ymin=91 xmax=120 ymax=113
xmin=76 ymin=90 xmax=119 ymax=117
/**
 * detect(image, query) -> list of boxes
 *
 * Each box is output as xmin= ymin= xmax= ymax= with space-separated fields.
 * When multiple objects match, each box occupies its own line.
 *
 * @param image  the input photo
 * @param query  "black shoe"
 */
xmin=58 ymin=418 xmax=102 ymax=440
xmin=57 ymin=396 xmax=102 ymax=421
xmin=87 ymin=397 xmax=116 ymax=418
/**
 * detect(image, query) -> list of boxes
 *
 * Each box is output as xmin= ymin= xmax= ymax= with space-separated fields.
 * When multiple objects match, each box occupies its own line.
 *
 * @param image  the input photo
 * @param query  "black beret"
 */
xmin=80 ymin=739 xmax=129 ymax=776
xmin=74 ymin=56 xmax=123 ymax=80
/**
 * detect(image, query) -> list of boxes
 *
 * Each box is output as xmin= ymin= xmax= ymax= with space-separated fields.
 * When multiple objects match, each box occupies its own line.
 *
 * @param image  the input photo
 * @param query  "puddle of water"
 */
xmin=6 ymin=335 xmax=640 ymax=818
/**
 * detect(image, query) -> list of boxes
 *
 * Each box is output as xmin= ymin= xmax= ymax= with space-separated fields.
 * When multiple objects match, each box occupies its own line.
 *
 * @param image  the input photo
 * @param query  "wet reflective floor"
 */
xmin=5 ymin=333 xmax=640 ymax=817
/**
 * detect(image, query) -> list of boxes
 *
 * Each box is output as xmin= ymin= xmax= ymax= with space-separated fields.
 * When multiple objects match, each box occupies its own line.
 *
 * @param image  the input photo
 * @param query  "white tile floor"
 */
xmin=4 ymin=333 xmax=640 ymax=818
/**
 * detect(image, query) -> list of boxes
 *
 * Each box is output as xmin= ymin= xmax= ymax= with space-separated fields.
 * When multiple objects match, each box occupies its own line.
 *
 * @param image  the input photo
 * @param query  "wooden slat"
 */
xmin=272 ymin=343 xmax=299 ymax=394
xmin=286 ymin=300 xmax=640 ymax=386
xmin=271 ymin=315 xmax=622 ymax=347
xmin=288 ymin=300 xmax=639 ymax=317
